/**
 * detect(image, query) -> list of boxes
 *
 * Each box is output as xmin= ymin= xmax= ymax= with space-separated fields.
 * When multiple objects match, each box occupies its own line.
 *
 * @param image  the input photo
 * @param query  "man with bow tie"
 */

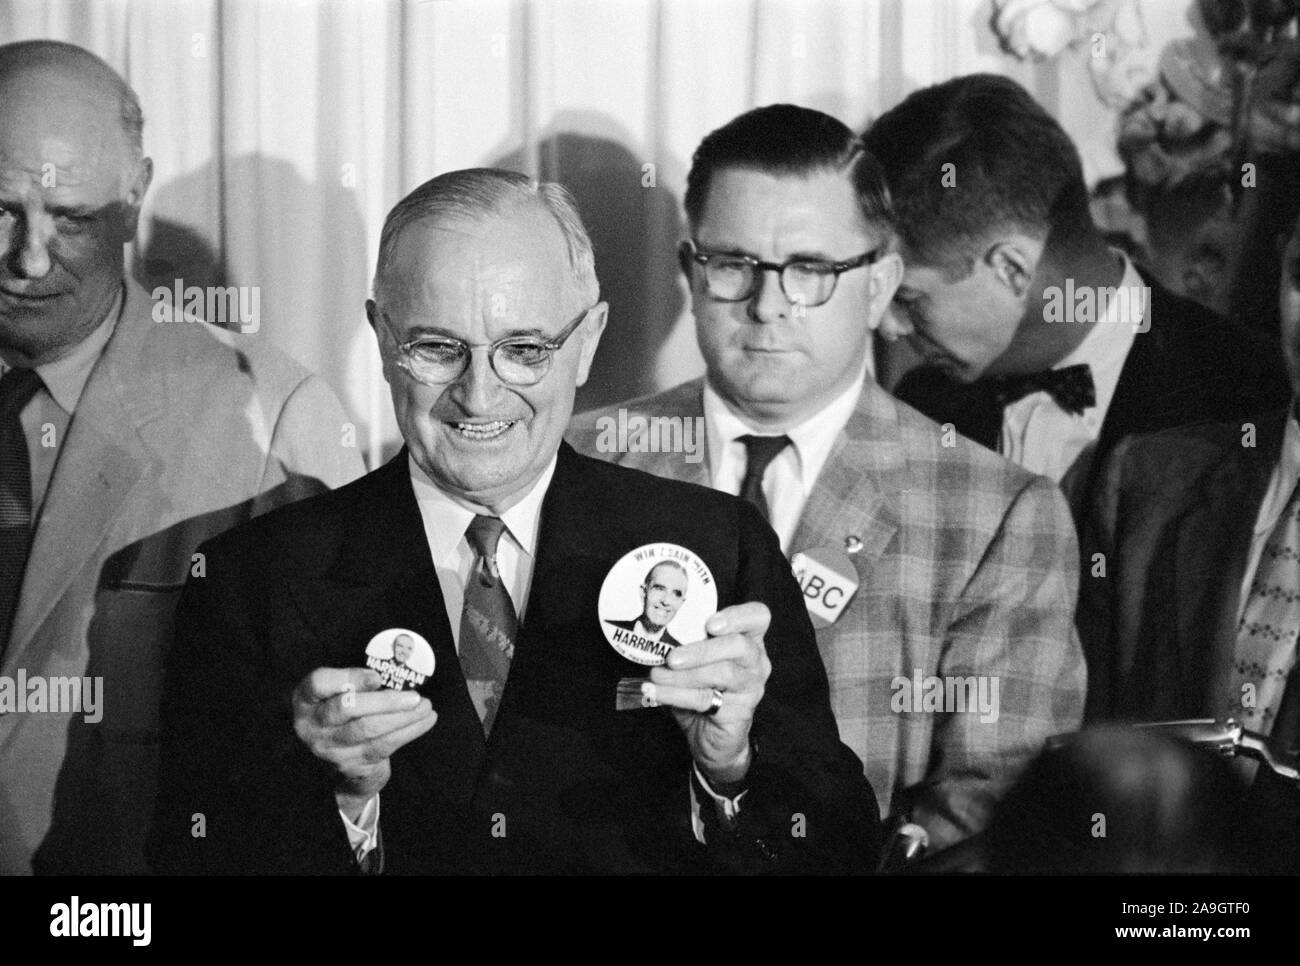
xmin=568 ymin=105 xmax=1085 ymax=855
xmin=150 ymin=167 xmax=881 ymax=875
xmin=868 ymin=74 xmax=1288 ymax=522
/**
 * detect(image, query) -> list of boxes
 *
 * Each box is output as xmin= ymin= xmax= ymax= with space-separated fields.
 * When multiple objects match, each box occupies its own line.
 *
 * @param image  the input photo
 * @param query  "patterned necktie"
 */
xmin=987 ymin=363 xmax=1097 ymax=416
xmin=738 ymin=434 xmax=791 ymax=521
xmin=458 ymin=515 xmax=518 ymax=736
xmin=0 ymin=368 xmax=42 ymax=657
xmin=1229 ymin=479 xmax=1300 ymax=733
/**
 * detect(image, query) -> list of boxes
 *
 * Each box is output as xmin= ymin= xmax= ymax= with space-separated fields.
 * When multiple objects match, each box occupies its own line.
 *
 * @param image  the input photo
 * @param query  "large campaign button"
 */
xmin=598 ymin=543 xmax=718 ymax=667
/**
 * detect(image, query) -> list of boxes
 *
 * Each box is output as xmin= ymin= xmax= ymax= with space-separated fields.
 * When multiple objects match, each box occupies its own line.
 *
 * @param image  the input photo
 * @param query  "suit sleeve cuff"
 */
xmin=689 ymin=764 xmax=749 ymax=843
xmin=340 ymin=794 xmax=380 ymax=861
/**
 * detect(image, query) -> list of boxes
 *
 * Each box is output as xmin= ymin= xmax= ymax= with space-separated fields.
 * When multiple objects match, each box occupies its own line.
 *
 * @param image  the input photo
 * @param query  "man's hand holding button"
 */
xmin=642 ymin=601 xmax=772 ymax=788
xmin=291 ymin=667 xmax=438 ymax=820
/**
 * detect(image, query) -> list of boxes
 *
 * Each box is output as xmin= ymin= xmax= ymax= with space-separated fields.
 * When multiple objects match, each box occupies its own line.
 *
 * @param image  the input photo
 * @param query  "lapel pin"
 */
xmin=844 ymin=535 xmax=863 ymax=554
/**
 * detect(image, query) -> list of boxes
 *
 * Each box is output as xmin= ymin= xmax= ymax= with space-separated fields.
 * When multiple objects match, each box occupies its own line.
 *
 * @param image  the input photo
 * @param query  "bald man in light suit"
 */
xmin=0 ymin=40 xmax=362 ymax=874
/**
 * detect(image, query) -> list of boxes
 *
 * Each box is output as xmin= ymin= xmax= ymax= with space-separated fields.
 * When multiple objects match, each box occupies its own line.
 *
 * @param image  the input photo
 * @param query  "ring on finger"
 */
xmin=705 ymin=688 xmax=724 ymax=716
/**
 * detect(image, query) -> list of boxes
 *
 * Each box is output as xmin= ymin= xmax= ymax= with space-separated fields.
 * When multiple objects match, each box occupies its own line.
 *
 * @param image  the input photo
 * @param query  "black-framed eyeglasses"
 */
xmin=680 ymin=240 xmax=880 ymax=308
xmin=381 ymin=305 xmax=594 ymax=387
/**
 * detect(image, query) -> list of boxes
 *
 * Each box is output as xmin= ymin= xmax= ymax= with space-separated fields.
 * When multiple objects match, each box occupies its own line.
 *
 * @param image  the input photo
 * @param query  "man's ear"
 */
xmin=574 ymin=300 xmax=609 ymax=387
xmin=120 ymin=157 xmax=153 ymax=243
xmin=864 ymin=251 xmax=904 ymax=330
xmin=366 ymin=299 xmax=394 ymax=385
xmin=677 ymin=241 xmax=694 ymax=279
xmin=985 ymin=240 xmax=1037 ymax=299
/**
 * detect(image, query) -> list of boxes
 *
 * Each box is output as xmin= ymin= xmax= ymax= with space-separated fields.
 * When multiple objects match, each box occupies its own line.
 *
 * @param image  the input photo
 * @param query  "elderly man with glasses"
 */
xmin=569 ymin=105 xmax=1085 ymax=856
xmin=150 ymin=167 xmax=881 ymax=875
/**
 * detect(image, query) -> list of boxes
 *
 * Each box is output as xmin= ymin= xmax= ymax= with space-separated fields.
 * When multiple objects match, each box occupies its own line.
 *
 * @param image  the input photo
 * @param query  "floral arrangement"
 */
xmin=1116 ymin=0 xmax=1299 ymax=200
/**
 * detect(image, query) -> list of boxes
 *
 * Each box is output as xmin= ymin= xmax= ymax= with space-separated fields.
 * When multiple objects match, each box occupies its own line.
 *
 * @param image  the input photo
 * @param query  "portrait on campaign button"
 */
xmin=365 ymin=628 xmax=435 ymax=691
xmin=599 ymin=543 xmax=718 ymax=666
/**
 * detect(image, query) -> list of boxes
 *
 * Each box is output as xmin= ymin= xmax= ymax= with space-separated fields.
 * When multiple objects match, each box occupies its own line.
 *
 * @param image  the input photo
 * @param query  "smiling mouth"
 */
xmin=0 ymin=287 xmax=60 ymax=303
xmin=451 ymin=419 xmax=517 ymax=440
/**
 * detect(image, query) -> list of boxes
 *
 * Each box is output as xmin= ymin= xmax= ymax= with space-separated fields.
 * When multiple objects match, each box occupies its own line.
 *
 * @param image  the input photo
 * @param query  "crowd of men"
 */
xmin=0 ymin=39 xmax=1296 ymax=875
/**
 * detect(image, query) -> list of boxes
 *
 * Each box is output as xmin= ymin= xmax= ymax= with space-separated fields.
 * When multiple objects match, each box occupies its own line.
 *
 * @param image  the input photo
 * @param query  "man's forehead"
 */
xmin=649 ymin=563 xmax=686 ymax=585
xmin=696 ymin=166 xmax=875 ymax=245
xmin=0 ymin=77 xmax=131 ymax=194
xmin=382 ymin=209 xmax=573 ymax=313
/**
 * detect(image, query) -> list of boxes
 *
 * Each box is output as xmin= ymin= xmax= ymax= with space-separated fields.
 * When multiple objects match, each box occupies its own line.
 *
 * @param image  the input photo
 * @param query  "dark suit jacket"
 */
xmin=150 ymin=444 xmax=880 ymax=874
xmin=1077 ymin=409 xmax=1288 ymax=723
xmin=1077 ymin=409 xmax=1300 ymax=871
xmin=893 ymin=274 xmax=1289 ymax=521
xmin=606 ymin=618 xmax=682 ymax=650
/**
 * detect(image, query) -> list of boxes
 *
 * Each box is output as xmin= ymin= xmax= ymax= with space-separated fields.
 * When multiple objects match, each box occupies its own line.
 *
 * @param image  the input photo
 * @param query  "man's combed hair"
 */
xmin=374 ymin=168 xmax=599 ymax=304
xmin=684 ymin=103 xmax=894 ymax=236
xmin=864 ymin=74 xmax=1093 ymax=277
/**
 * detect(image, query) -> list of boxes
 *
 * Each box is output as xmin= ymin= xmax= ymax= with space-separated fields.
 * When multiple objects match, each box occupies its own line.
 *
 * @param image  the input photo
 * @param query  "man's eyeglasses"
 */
xmin=680 ymin=240 xmax=880 ymax=308
xmin=381 ymin=305 xmax=594 ymax=387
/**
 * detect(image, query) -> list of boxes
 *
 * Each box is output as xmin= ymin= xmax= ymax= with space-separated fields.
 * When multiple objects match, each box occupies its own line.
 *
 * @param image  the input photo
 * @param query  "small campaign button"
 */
xmin=791 ymin=546 xmax=860 ymax=629
xmin=365 ymin=628 xmax=435 ymax=691
xmin=599 ymin=543 xmax=718 ymax=670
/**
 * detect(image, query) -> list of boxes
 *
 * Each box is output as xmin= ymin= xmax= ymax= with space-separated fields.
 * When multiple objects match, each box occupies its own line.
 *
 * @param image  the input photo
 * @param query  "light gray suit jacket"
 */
xmin=0 ymin=280 xmax=364 ymax=874
xmin=568 ymin=377 xmax=1085 ymax=850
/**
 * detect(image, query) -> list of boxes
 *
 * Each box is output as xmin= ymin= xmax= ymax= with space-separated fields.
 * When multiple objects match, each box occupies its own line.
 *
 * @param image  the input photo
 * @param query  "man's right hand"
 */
xmin=292 ymin=668 xmax=437 ymax=820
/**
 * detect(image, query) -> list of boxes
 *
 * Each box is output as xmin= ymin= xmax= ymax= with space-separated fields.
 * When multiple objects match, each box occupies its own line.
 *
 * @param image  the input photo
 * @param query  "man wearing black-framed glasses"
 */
xmin=153 ymin=166 xmax=881 ymax=875
xmin=572 ymin=104 xmax=1085 ymax=858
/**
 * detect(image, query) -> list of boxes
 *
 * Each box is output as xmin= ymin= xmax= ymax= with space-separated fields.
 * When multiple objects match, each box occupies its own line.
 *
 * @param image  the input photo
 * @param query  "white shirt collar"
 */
xmin=1 ymin=286 xmax=122 ymax=414
xmin=407 ymin=451 xmax=557 ymax=563
xmin=702 ymin=365 xmax=866 ymax=497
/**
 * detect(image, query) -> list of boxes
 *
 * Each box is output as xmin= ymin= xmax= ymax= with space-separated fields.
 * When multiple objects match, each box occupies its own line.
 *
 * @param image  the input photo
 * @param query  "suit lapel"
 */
xmin=790 ymin=382 xmax=902 ymax=569
xmin=4 ymin=293 xmax=154 ymax=672
xmin=286 ymin=452 xmax=488 ymax=801
xmin=1097 ymin=276 xmax=1174 ymax=456
xmin=1171 ymin=412 xmax=1284 ymax=714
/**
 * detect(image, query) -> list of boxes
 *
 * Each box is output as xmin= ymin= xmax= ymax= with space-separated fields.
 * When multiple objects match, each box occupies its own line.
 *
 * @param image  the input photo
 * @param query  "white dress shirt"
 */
xmin=0 ymin=288 xmax=121 ymax=521
xmin=999 ymin=254 xmax=1143 ymax=487
xmin=704 ymin=366 xmax=867 ymax=552
xmin=408 ymin=451 xmax=553 ymax=646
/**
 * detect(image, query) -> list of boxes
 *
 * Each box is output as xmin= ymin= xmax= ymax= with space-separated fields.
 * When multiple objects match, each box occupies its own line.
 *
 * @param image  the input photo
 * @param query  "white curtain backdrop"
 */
xmin=0 ymin=0 xmax=1200 ymax=465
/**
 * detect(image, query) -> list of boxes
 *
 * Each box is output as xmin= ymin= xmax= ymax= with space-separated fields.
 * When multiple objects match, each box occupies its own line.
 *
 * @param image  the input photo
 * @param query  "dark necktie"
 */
xmin=0 ymin=368 xmax=42 ymax=657
xmin=986 ymin=363 xmax=1096 ymax=416
xmin=738 ymin=434 xmax=791 ymax=521
xmin=458 ymin=515 xmax=518 ymax=736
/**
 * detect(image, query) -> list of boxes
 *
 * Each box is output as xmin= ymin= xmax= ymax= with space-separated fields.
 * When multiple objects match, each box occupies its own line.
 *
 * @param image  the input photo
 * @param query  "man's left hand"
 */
xmin=644 ymin=601 xmax=772 ymax=788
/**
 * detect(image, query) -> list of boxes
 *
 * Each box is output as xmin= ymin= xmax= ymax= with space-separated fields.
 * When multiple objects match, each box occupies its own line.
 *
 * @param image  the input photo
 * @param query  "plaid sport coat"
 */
xmin=567 ymin=377 xmax=1085 ymax=850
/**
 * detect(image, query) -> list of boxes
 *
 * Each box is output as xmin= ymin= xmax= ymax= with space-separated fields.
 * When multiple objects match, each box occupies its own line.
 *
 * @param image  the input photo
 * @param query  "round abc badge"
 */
xmin=365 ymin=628 xmax=435 ymax=690
xmin=790 ymin=546 xmax=860 ymax=629
xmin=598 ymin=543 xmax=718 ymax=666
